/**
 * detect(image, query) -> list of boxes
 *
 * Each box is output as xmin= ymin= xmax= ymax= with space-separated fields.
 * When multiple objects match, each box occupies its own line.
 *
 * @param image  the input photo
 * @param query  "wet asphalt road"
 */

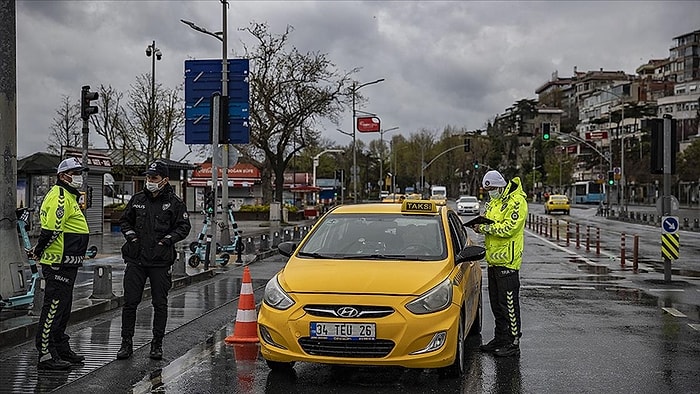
xmin=50 ymin=208 xmax=700 ymax=394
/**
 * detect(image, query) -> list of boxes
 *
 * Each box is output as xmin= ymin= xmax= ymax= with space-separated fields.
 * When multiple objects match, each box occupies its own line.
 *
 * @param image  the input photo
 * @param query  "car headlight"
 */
xmin=263 ymin=274 xmax=295 ymax=310
xmin=405 ymin=278 xmax=452 ymax=314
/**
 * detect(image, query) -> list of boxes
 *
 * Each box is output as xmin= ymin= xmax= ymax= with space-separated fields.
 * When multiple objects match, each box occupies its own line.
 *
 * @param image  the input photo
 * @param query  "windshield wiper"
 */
xmin=297 ymin=251 xmax=334 ymax=259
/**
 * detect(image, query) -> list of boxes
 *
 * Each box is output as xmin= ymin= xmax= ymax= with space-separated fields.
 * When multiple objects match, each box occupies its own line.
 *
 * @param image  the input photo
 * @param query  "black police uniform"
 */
xmin=117 ymin=182 xmax=191 ymax=358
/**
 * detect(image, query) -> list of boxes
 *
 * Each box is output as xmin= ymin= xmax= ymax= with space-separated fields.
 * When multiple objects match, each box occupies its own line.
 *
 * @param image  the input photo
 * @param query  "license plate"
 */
xmin=310 ymin=322 xmax=376 ymax=340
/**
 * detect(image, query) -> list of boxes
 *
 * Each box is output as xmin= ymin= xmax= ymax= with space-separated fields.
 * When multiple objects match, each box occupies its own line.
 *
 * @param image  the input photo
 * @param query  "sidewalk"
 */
xmin=0 ymin=217 xmax=315 ymax=349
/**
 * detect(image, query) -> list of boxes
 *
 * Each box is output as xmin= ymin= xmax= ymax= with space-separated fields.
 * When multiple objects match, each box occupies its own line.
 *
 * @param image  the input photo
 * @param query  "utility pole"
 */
xmin=0 ymin=0 xmax=24 ymax=299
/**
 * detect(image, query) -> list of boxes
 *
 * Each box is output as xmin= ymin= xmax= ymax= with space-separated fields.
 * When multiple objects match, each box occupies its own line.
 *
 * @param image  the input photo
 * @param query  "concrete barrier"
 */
xmin=272 ymin=231 xmax=281 ymax=248
xmin=259 ymin=234 xmax=269 ymax=252
xmin=173 ymin=245 xmax=187 ymax=277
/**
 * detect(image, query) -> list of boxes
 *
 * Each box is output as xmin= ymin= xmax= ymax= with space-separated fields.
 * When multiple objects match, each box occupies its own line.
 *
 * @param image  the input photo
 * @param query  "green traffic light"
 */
xmin=542 ymin=133 xmax=550 ymax=141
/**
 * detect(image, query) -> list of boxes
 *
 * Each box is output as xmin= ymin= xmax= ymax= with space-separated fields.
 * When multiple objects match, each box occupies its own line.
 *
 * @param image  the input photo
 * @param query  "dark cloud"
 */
xmin=13 ymin=0 xmax=700 ymax=159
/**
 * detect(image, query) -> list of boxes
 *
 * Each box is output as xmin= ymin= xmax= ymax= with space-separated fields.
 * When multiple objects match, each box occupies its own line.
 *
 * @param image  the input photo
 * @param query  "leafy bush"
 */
xmin=239 ymin=204 xmax=269 ymax=213
xmin=105 ymin=202 xmax=127 ymax=211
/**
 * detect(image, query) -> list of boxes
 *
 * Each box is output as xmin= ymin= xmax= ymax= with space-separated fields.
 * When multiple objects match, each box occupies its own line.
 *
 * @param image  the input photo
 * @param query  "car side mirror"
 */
xmin=455 ymin=245 xmax=486 ymax=263
xmin=278 ymin=241 xmax=298 ymax=258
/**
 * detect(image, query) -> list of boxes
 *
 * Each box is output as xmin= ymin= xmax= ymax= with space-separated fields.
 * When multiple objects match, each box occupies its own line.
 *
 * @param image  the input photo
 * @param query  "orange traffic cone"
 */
xmin=225 ymin=266 xmax=260 ymax=343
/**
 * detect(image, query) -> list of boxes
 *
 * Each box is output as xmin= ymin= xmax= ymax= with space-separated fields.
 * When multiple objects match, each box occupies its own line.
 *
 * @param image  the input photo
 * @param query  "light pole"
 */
xmin=596 ymin=87 xmax=627 ymax=210
xmin=379 ymin=126 xmax=398 ymax=192
xmin=181 ymin=0 xmax=232 ymax=246
xmin=312 ymin=149 xmax=343 ymax=204
xmin=350 ymin=78 xmax=384 ymax=203
xmin=145 ymin=40 xmax=161 ymax=165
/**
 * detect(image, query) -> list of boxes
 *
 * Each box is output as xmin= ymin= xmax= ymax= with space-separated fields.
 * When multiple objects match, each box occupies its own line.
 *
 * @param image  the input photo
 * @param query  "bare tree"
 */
xmin=47 ymin=95 xmax=80 ymax=154
xmin=91 ymin=84 xmax=125 ymax=150
xmin=241 ymin=22 xmax=355 ymax=204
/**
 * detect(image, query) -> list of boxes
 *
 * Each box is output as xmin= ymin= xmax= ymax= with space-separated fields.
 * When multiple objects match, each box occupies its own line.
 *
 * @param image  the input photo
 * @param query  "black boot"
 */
xmin=494 ymin=337 xmax=520 ymax=357
xmin=479 ymin=337 xmax=506 ymax=353
xmin=58 ymin=349 xmax=85 ymax=364
xmin=38 ymin=357 xmax=72 ymax=370
xmin=149 ymin=339 xmax=163 ymax=360
xmin=116 ymin=338 xmax=133 ymax=360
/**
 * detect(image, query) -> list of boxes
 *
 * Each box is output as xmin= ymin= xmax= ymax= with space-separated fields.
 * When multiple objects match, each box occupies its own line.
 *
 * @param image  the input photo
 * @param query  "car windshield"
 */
xmin=459 ymin=197 xmax=478 ymax=203
xmin=298 ymin=213 xmax=447 ymax=260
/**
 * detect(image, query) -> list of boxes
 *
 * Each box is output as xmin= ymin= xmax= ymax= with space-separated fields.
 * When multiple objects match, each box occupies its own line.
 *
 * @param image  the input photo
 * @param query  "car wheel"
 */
xmin=266 ymin=360 xmax=295 ymax=371
xmin=468 ymin=290 xmax=482 ymax=337
xmin=219 ymin=253 xmax=230 ymax=266
xmin=439 ymin=312 xmax=465 ymax=378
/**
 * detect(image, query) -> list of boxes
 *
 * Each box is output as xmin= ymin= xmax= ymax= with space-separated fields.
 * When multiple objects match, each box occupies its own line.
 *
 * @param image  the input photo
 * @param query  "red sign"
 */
xmin=192 ymin=162 xmax=260 ymax=179
xmin=357 ymin=117 xmax=380 ymax=133
xmin=584 ymin=131 xmax=608 ymax=140
xmin=566 ymin=145 xmax=578 ymax=154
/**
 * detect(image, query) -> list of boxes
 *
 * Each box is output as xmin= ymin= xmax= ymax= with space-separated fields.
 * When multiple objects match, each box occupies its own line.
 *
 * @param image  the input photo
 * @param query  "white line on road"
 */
xmin=661 ymin=307 xmax=687 ymax=317
xmin=649 ymin=289 xmax=685 ymax=292
xmin=689 ymin=324 xmax=700 ymax=331
xmin=560 ymin=286 xmax=596 ymax=290
xmin=522 ymin=285 xmax=552 ymax=289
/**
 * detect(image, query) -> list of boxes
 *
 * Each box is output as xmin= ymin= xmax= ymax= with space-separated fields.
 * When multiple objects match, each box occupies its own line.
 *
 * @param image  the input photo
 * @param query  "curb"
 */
xmin=0 ymin=249 xmax=279 ymax=349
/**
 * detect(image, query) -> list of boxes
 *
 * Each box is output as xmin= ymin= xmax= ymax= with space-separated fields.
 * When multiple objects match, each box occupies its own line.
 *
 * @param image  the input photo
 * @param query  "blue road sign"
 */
xmin=661 ymin=216 xmax=679 ymax=234
xmin=184 ymin=59 xmax=250 ymax=145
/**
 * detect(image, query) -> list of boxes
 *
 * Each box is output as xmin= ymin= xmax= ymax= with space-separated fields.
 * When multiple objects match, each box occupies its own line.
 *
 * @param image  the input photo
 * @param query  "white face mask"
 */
xmin=67 ymin=174 xmax=83 ymax=189
xmin=488 ymin=189 xmax=502 ymax=200
xmin=146 ymin=181 xmax=163 ymax=193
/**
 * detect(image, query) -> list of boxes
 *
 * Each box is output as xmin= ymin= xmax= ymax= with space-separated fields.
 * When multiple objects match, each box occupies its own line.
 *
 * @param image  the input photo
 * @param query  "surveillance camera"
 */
xmin=146 ymin=46 xmax=152 ymax=56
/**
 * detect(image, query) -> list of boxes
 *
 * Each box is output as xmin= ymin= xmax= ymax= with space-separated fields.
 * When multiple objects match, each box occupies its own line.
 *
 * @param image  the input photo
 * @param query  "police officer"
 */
xmin=116 ymin=161 xmax=191 ymax=361
xmin=31 ymin=157 xmax=90 ymax=370
xmin=471 ymin=170 xmax=527 ymax=357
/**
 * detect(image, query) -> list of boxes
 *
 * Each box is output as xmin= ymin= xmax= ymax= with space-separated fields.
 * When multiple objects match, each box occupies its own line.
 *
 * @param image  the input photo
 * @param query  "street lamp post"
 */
xmin=350 ymin=78 xmax=384 ymax=203
xmin=181 ymin=0 xmax=232 ymax=247
xmin=145 ymin=40 xmax=162 ymax=165
xmin=379 ymin=126 xmax=398 ymax=192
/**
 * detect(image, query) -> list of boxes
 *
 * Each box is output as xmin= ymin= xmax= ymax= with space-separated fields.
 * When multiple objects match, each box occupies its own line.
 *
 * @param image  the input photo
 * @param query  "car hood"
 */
xmin=279 ymin=259 xmax=450 ymax=296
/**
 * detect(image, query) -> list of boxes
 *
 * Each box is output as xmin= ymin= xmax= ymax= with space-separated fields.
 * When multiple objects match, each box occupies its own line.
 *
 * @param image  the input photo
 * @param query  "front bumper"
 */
xmin=258 ymin=294 xmax=461 ymax=369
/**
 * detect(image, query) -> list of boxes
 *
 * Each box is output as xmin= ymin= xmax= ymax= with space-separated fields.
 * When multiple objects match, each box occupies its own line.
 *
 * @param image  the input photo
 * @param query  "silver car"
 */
xmin=456 ymin=196 xmax=480 ymax=215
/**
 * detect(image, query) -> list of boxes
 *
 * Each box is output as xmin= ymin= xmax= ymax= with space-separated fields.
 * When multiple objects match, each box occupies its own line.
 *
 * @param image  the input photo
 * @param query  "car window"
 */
xmin=298 ymin=213 xmax=447 ymax=260
xmin=447 ymin=211 xmax=468 ymax=252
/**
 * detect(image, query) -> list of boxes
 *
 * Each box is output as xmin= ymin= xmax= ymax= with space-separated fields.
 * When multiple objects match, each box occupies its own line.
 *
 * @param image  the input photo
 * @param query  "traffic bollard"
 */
xmin=556 ymin=219 xmax=560 ymax=241
xmin=576 ymin=223 xmax=580 ymax=249
xmin=633 ymin=234 xmax=639 ymax=273
xmin=596 ymin=227 xmax=600 ymax=255
xmin=293 ymin=226 xmax=300 ymax=240
xmin=245 ymin=237 xmax=255 ymax=254
xmin=283 ymin=229 xmax=291 ymax=241
xmin=235 ymin=237 xmax=245 ymax=266
xmin=90 ymin=265 xmax=115 ymax=299
xmin=259 ymin=234 xmax=269 ymax=252
xmin=566 ymin=222 xmax=570 ymax=246
xmin=548 ymin=218 xmax=553 ymax=238
xmin=172 ymin=245 xmax=187 ymax=277
xmin=586 ymin=225 xmax=590 ymax=252
xmin=272 ymin=231 xmax=281 ymax=248
xmin=620 ymin=232 xmax=626 ymax=267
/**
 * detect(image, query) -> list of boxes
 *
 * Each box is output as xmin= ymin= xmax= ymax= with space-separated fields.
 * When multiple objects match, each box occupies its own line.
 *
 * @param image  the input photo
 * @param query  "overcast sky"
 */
xmin=14 ymin=0 xmax=699 ymax=162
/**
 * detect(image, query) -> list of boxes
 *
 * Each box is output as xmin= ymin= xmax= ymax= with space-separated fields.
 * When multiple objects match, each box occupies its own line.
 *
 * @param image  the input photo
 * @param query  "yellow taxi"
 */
xmin=381 ymin=193 xmax=405 ymax=203
xmin=258 ymin=200 xmax=485 ymax=377
xmin=544 ymin=194 xmax=571 ymax=215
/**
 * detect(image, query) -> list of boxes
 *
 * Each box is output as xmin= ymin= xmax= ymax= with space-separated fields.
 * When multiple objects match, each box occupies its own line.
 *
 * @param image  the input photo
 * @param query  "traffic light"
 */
xmin=80 ymin=85 xmax=99 ymax=120
xmin=607 ymin=171 xmax=614 ymax=186
xmin=464 ymin=138 xmax=471 ymax=152
xmin=542 ymin=123 xmax=551 ymax=141
xmin=473 ymin=160 xmax=479 ymax=169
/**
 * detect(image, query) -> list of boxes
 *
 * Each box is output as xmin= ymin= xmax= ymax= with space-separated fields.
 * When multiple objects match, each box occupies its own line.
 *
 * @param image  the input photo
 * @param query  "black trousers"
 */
xmin=35 ymin=265 xmax=78 ymax=361
xmin=120 ymin=263 xmax=172 ymax=340
xmin=487 ymin=266 xmax=522 ymax=342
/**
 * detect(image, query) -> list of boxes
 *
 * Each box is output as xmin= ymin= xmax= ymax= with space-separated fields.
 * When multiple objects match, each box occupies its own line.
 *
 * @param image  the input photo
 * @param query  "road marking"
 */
xmin=560 ymin=286 xmax=596 ymax=290
xmin=522 ymin=285 xmax=551 ymax=289
xmin=661 ymin=307 xmax=687 ymax=317
xmin=648 ymin=289 xmax=685 ymax=292
xmin=689 ymin=324 xmax=700 ymax=331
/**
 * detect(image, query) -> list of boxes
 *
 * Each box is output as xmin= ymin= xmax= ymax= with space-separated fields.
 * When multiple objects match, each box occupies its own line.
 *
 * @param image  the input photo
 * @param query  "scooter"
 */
xmin=216 ymin=202 xmax=245 ymax=257
xmin=0 ymin=208 xmax=41 ymax=312
xmin=187 ymin=196 xmax=230 ymax=268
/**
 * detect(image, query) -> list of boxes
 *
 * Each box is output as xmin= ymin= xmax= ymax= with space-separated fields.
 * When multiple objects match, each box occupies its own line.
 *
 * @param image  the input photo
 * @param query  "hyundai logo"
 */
xmin=336 ymin=306 xmax=360 ymax=318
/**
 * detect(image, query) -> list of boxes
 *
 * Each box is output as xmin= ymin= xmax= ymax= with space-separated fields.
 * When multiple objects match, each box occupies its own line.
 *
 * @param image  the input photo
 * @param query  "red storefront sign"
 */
xmin=584 ymin=131 xmax=608 ymax=140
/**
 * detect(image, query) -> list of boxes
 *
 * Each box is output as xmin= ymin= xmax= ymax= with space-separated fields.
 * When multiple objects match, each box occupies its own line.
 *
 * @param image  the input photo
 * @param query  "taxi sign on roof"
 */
xmin=402 ymin=200 xmax=437 ymax=213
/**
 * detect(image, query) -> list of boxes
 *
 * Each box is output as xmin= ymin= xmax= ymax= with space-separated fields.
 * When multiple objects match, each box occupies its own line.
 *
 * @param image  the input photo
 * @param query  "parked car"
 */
xmin=258 ymin=200 xmax=485 ymax=378
xmin=456 ymin=195 xmax=480 ymax=215
xmin=544 ymin=194 xmax=570 ymax=214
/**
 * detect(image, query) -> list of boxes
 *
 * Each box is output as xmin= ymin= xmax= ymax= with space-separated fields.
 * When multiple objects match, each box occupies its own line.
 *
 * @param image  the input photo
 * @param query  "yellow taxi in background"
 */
xmin=258 ymin=200 xmax=485 ymax=378
xmin=544 ymin=194 xmax=571 ymax=215
xmin=381 ymin=193 xmax=405 ymax=203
